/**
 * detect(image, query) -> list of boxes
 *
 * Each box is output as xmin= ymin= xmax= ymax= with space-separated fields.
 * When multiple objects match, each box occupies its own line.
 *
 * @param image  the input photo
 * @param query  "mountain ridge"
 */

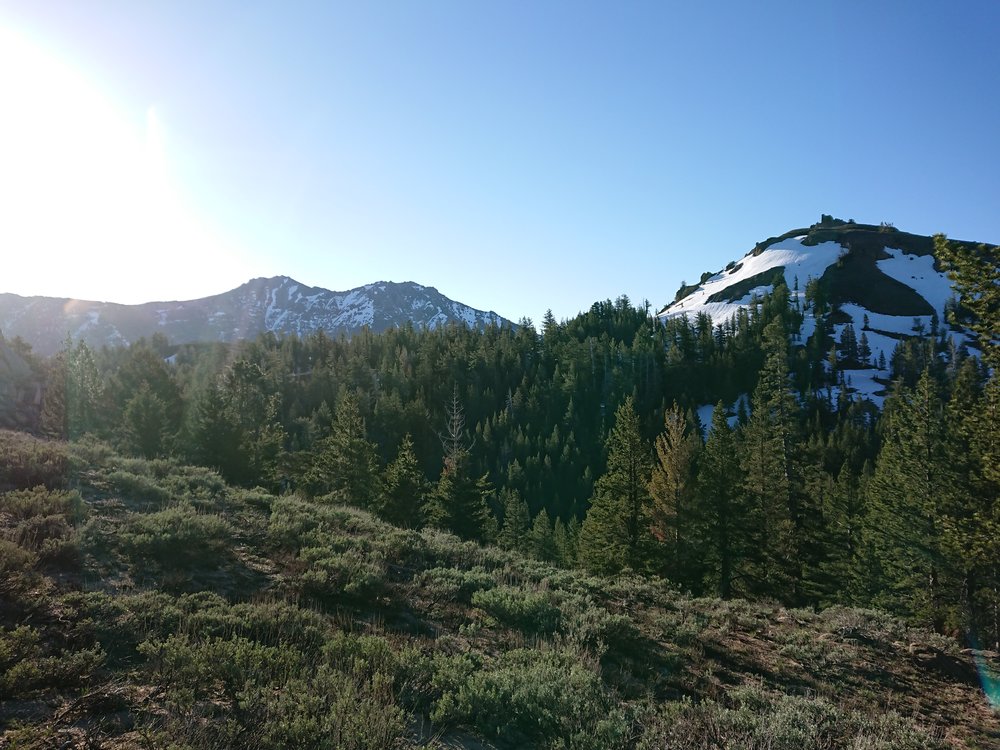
xmin=658 ymin=218 xmax=992 ymax=406
xmin=0 ymin=276 xmax=513 ymax=355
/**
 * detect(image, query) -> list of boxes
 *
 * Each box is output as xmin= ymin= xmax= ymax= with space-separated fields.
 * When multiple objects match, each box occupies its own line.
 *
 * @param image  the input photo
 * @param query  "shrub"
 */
xmin=297 ymin=545 xmax=387 ymax=601
xmin=636 ymin=685 xmax=944 ymax=750
xmin=0 ymin=486 xmax=85 ymax=524
xmin=105 ymin=469 xmax=173 ymax=507
xmin=0 ymin=431 xmax=70 ymax=490
xmin=432 ymin=645 xmax=626 ymax=749
xmin=418 ymin=566 xmax=495 ymax=604
xmin=471 ymin=585 xmax=561 ymax=634
xmin=118 ymin=503 xmax=231 ymax=570
xmin=0 ymin=625 xmax=104 ymax=698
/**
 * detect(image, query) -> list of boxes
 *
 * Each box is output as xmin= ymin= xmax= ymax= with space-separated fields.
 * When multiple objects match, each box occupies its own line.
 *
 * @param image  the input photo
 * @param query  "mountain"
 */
xmin=0 ymin=276 xmax=513 ymax=355
xmin=658 ymin=217 xmax=987 ymax=405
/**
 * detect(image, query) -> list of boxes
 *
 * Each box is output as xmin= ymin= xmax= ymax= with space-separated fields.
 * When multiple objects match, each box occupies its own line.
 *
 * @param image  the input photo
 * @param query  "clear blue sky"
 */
xmin=1 ymin=1 xmax=998 ymax=327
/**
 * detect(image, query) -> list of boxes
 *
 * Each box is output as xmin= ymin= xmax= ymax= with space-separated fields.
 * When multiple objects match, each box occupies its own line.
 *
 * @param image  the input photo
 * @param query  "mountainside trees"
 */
xmin=22 ymin=261 xmax=1000 ymax=647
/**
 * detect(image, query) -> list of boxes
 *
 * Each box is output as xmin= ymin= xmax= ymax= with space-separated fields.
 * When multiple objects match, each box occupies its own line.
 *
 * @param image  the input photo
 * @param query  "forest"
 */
xmin=1 ymin=236 xmax=993 ymax=652
xmin=0 ymin=236 xmax=998 ymax=746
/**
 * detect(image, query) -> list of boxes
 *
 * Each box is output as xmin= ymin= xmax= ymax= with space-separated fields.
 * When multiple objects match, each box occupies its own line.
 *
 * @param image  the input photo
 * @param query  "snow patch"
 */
xmin=662 ymin=237 xmax=843 ymax=325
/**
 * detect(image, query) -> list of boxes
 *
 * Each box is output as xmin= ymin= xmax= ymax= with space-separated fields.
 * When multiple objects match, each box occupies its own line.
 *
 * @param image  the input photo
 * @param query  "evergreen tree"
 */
xmin=578 ymin=396 xmax=653 ymax=574
xmin=308 ymin=389 xmax=379 ymax=506
xmin=529 ymin=509 xmax=558 ymax=562
xmin=425 ymin=446 xmax=493 ymax=542
xmin=497 ymin=487 xmax=530 ymax=552
xmin=648 ymin=401 xmax=700 ymax=586
xmin=864 ymin=370 xmax=958 ymax=630
xmin=424 ymin=389 xmax=494 ymax=541
xmin=374 ymin=434 xmax=426 ymax=528
xmin=693 ymin=402 xmax=743 ymax=598
xmin=740 ymin=317 xmax=801 ymax=599
xmin=935 ymin=234 xmax=1000 ymax=366
xmin=121 ymin=382 xmax=168 ymax=458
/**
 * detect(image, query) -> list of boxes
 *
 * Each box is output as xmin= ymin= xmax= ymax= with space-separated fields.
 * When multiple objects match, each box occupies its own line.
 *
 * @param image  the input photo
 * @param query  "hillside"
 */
xmin=658 ymin=218 xmax=988 ymax=405
xmin=0 ymin=277 xmax=512 ymax=356
xmin=1 ymin=429 xmax=998 ymax=749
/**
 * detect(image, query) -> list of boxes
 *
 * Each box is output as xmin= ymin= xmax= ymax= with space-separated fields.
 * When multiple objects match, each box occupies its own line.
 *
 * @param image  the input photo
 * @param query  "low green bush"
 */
xmin=297 ymin=545 xmax=387 ymax=601
xmin=118 ymin=503 xmax=231 ymax=570
xmin=432 ymin=645 xmax=627 ymax=749
xmin=0 ymin=431 xmax=70 ymax=490
xmin=471 ymin=585 xmax=561 ymax=634
xmin=636 ymin=685 xmax=944 ymax=750
xmin=418 ymin=566 xmax=495 ymax=604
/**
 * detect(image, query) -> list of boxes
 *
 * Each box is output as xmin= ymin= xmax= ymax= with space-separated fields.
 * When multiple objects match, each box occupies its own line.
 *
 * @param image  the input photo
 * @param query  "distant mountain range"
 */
xmin=0 ymin=277 xmax=513 ymax=356
xmin=658 ymin=218 xmax=989 ymax=405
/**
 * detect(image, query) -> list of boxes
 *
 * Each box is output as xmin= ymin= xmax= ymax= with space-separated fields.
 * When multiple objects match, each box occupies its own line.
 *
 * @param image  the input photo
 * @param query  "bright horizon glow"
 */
xmin=0 ymin=26 xmax=251 ymax=304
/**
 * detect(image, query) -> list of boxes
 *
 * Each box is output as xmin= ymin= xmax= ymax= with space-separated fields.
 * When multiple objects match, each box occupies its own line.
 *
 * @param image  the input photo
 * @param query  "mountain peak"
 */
xmin=658 ymin=219 xmax=989 ymax=406
xmin=0 ymin=278 xmax=513 ymax=355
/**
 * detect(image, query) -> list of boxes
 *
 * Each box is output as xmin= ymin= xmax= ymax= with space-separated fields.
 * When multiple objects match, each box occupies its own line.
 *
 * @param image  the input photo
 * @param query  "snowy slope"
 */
xmin=665 ymin=237 xmax=844 ymax=323
xmin=658 ymin=224 xmax=982 ymax=407
xmin=0 ymin=277 xmax=513 ymax=355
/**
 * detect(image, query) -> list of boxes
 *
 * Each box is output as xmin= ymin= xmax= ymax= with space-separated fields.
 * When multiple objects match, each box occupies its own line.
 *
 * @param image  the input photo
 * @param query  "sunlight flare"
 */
xmin=0 ymin=26 xmax=247 ymax=303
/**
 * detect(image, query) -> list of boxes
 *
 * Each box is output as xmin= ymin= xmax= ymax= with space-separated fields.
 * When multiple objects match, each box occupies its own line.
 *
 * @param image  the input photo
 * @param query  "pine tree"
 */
xmin=693 ymin=402 xmax=743 ymax=598
xmin=529 ymin=509 xmax=558 ymax=562
xmin=497 ymin=487 xmax=530 ymax=552
xmin=424 ymin=389 xmax=494 ymax=541
xmin=121 ymin=382 xmax=168 ymax=458
xmin=578 ymin=396 xmax=653 ymax=574
xmin=740 ymin=317 xmax=801 ymax=599
xmin=374 ymin=434 xmax=426 ymax=528
xmin=308 ymin=389 xmax=379 ymax=506
xmin=425 ymin=447 xmax=493 ymax=541
xmin=864 ymin=370 xmax=958 ymax=630
xmin=648 ymin=402 xmax=700 ymax=585
xmin=553 ymin=517 xmax=576 ymax=567
xmin=935 ymin=234 xmax=1000 ymax=367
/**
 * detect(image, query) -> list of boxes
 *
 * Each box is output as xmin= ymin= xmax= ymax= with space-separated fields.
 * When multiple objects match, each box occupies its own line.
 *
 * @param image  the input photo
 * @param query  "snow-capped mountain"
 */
xmin=658 ymin=218 xmax=988 ymax=405
xmin=0 ymin=277 xmax=513 ymax=355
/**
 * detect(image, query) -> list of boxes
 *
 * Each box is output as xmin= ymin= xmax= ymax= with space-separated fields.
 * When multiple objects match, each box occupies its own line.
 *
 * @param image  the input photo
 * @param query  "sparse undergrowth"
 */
xmin=1 ymin=431 xmax=998 ymax=749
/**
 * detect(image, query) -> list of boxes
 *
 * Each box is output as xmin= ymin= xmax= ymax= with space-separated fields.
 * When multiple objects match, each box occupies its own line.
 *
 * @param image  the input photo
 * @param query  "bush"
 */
xmin=418 ymin=566 xmax=495 ymax=604
xmin=0 ymin=625 xmax=104 ymax=698
xmin=105 ymin=469 xmax=173 ymax=507
xmin=118 ymin=503 xmax=231 ymax=570
xmin=471 ymin=585 xmax=561 ymax=634
xmin=0 ymin=431 xmax=70 ymax=490
xmin=0 ymin=486 xmax=85 ymax=524
xmin=297 ymin=545 xmax=387 ymax=601
xmin=636 ymin=685 xmax=944 ymax=750
xmin=432 ymin=645 xmax=627 ymax=749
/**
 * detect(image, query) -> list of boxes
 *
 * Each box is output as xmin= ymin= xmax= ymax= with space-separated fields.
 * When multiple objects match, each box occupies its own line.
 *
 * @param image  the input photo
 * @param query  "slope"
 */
xmin=1 ymin=430 xmax=998 ymax=749
xmin=659 ymin=219 xmax=988 ymax=406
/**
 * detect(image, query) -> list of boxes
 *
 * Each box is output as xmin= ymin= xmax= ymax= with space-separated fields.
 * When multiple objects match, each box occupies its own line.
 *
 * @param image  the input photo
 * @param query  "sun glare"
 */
xmin=0 ymin=26 xmax=246 ymax=303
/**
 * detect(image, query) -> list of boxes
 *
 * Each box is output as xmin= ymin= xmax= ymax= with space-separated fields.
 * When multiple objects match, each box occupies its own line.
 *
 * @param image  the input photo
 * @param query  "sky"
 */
xmin=1 ymin=1 xmax=998 ymax=328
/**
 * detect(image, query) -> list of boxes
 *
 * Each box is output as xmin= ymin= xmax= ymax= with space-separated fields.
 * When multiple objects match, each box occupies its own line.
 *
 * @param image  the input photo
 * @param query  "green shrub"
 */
xmin=0 ymin=430 xmax=70 ymax=490
xmin=471 ymin=585 xmax=561 ymax=634
xmin=297 ymin=545 xmax=387 ymax=601
xmin=138 ymin=632 xmax=406 ymax=750
xmin=118 ymin=503 xmax=231 ymax=570
xmin=105 ymin=469 xmax=173 ymax=507
xmin=0 ymin=625 xmax=104 ymax=698
xmin=418 ymin=566 xmax=495 ymax=604
xmin=0 ymin=486 xmax=85 ymax=524
xmin=636 ymin=685 xmax=944 ymax=749
xmin=432 ymin=645 xmax=626 ymax=749
xmin=558 ymin=592 xmax=639 ymax=656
